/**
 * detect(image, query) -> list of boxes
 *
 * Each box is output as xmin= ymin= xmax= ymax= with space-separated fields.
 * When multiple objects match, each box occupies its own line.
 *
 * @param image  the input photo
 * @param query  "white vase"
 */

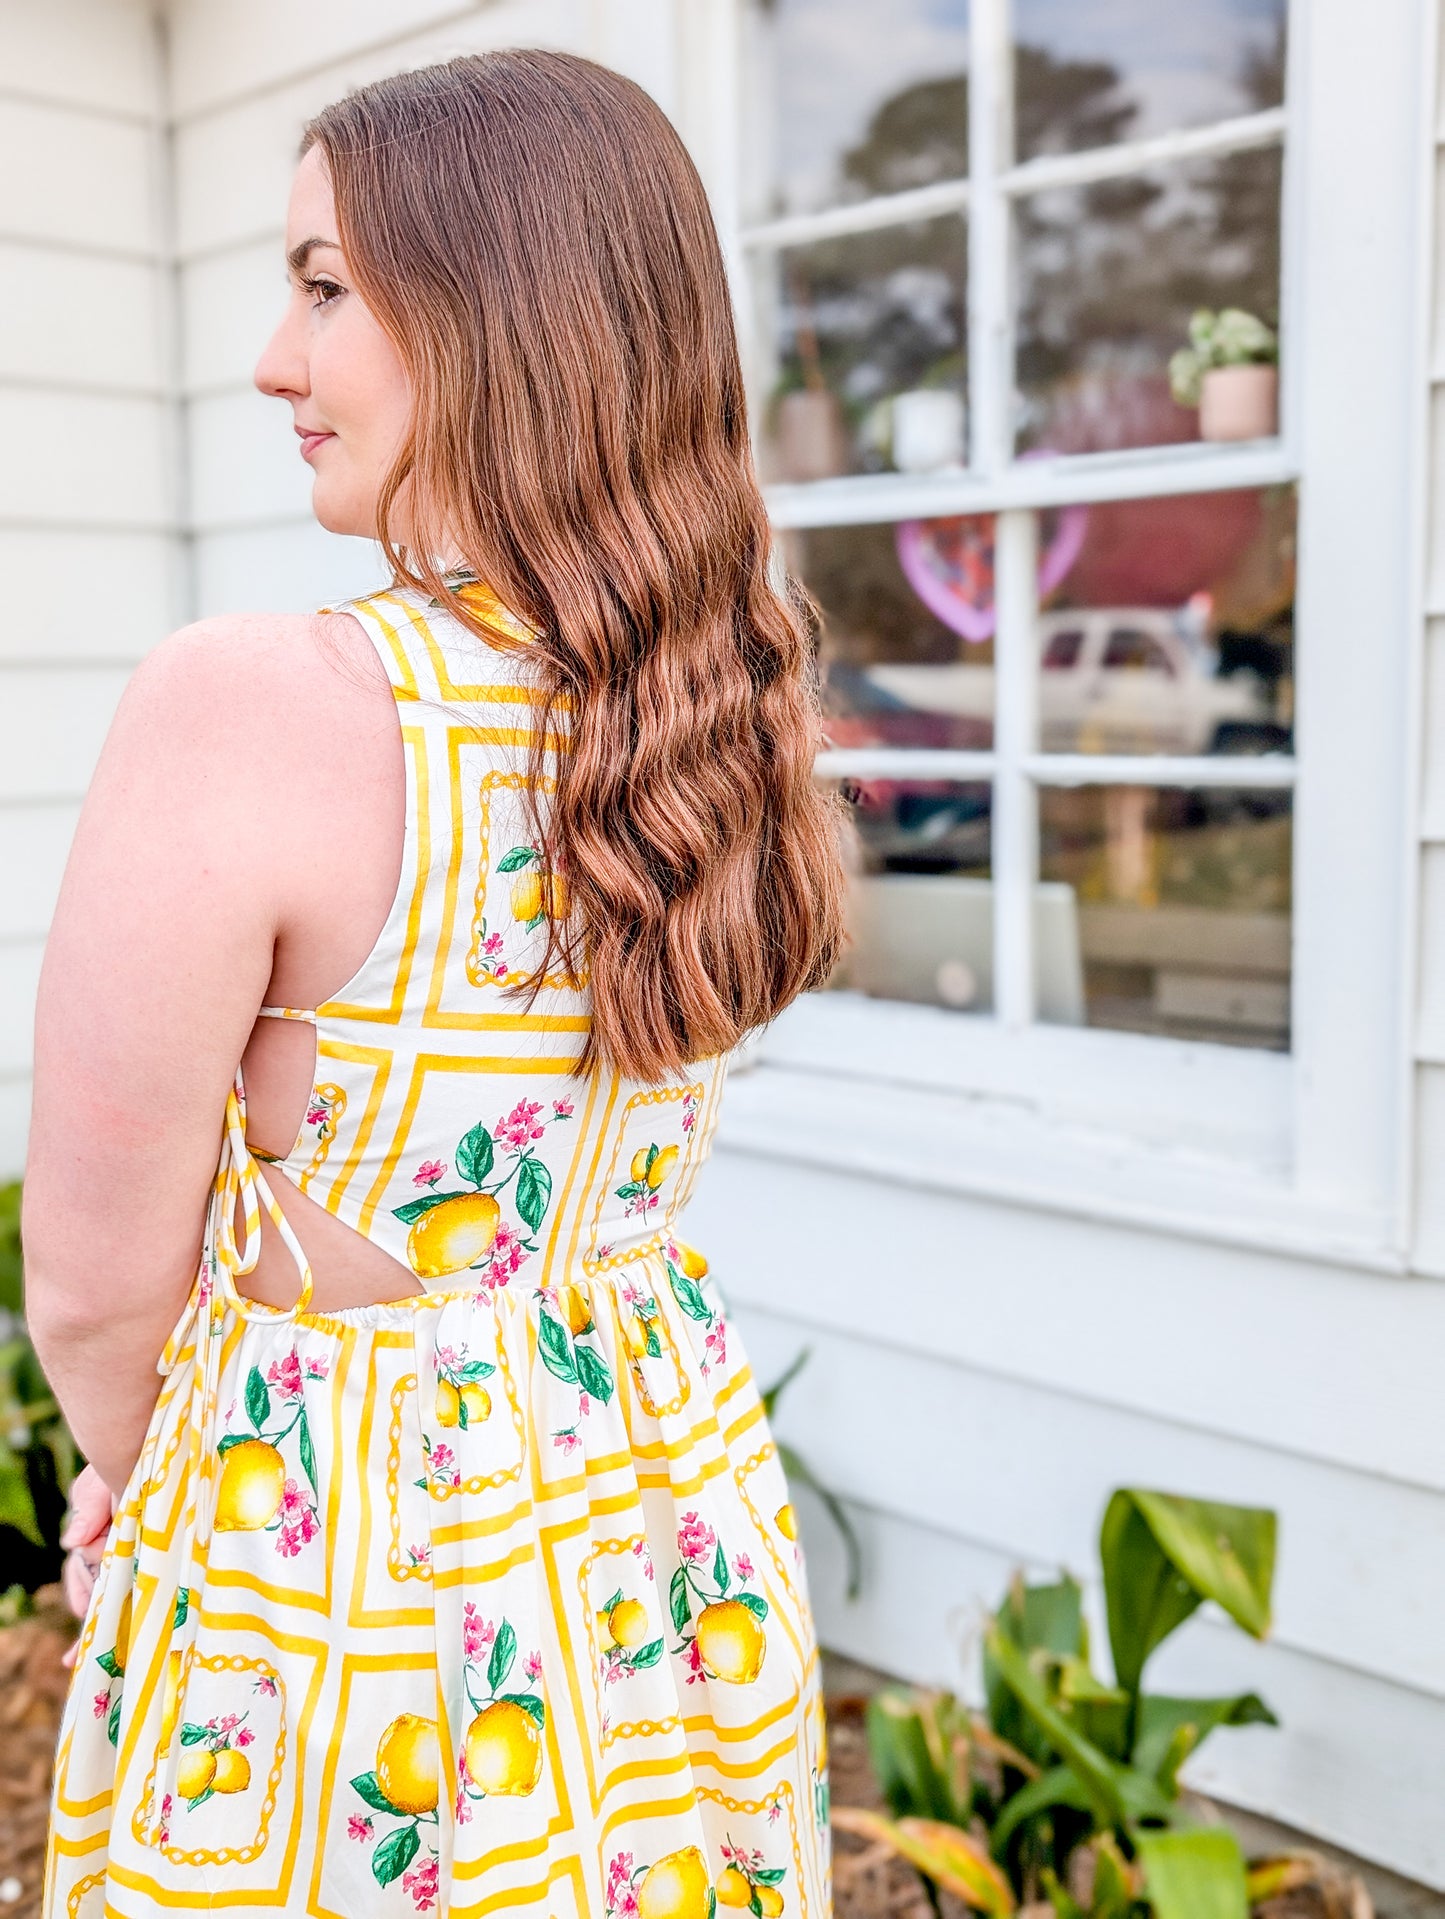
xmin=891 ymin=387 xmax=967 ymax=473
xmin=1198 ymin=364 xmax=1278 ymax=442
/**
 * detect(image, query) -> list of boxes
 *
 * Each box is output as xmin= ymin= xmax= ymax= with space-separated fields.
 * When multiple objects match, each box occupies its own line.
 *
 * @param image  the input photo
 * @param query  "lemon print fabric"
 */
xmin=42 ymin=578 xmax=831 ymax=1919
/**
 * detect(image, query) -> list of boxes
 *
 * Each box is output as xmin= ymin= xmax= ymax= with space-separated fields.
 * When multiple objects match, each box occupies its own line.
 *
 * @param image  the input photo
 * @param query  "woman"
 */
xmin=27 ymin=48 xmax=844 ymax=1918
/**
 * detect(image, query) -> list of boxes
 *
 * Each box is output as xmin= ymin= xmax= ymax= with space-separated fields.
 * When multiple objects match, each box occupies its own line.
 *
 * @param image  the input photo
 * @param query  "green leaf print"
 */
xmin=574 ymin=1343 xmax=614 ymax=1406
xmin=538 ymin=1313 xmax=578 ymax=1385
xmin=630 ymin=1638 xmax=665 ymax=1669
xmin=186 ymin=1786 xmax=215 ymax=1812
xmin=216 ymin=1433 xmax=248 ymax=1456
xmin=602 ymin=1587 xmax=624 ymax=1611
xmin=488 ymin=1618 xmax=517 ymax=1693
xmin=524 ymin=911 xmax=546 ymax=933
xmin=245 ymin=1366 xmax=270 ymax=1433
xmin=755 ymin=1869 xmax=787 ymax=1886
xmin=373 ymin=1821 xmax=420 ymax=1887
xmin=107 ymin=1696 xmax=121 ymax=1747
xmin=458 ymin=1359 xmax=496 ymax=1382
xmin=496 ymin=846 xmax=538 ymax=872
xmin=669 ymin=1565 xmax=691 ymax=1635
xmin=668 ymin=1266 xmax=711 ymax=1323
xmin=179 ymin=1723 xmax=211 ymax=1746
xmin=736 ymin=1591 xmax=770 ymax=1621
xmin=501 ymin=1690 xmax=546 ymax=1726
xmin=713 ymin=1538 xmax=730 ymax=1595
xmin=95 ymin=1649 xmax=121 ymax=1679
xmin=643 ymin=1322 xmax=662 ymax=1360
xmin=456 ymin=1123 xmax=495 ymax=1188
xmin=748 ymin=1894 xmax=761 ymax=1918
xmin=173 ymin=1588 xmax=191 ymax=1630
xmin=391 ymin=1191 xmax=466 ymax=1226
xmin=515 ymin=1156 xmax=552 ymax=1234
xmin=349 ymin=1770 xmax=398 ymax=1814
xmin=298 ymin=1411 xmax=318 ymax=1494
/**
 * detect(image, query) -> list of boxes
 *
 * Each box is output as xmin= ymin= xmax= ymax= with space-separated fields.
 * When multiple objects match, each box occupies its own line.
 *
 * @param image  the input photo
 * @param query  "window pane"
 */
xmin=1015 ymin=146 xmax=1282 ymax=456
xmin=1037 ymin=784 xmax=1291 ymax=1049
xmin=827 ymin=777 xmax=995 ymax=1012
xmin=1013 ymin=0 xmax=1287 ymax=163
xmin=749 ymin=0 xmax=969 ymax=220
xmin=756 ymin=217 xmax=967 ymax=482
xmin=1037 ymin=485 xmax=1295 ymax=756
xmin=782 ymin=518 xmax=995 ymax=751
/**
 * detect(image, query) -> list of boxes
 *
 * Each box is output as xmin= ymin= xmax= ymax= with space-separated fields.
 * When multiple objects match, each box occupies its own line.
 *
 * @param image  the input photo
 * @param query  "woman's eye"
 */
xmin=301 ymin=275 xmax=345 ymax=310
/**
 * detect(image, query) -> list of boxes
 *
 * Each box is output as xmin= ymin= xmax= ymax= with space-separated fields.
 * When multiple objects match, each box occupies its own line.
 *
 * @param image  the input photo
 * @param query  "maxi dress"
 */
xmin=43 ymin=577 xmax=832 ymax=1919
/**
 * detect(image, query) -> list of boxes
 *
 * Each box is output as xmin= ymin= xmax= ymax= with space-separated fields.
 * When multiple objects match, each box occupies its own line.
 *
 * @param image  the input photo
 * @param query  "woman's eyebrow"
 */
xmin=286 ymin=235 xmax=341 ymax=274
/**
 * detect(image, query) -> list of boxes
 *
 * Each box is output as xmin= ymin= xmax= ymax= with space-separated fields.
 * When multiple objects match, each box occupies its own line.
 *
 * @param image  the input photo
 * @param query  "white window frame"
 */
xmin=692 ymin=0 xmax=1430 ymax=1270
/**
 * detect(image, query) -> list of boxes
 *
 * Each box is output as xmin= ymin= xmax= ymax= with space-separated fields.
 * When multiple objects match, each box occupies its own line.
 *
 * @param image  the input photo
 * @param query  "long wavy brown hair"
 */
xmin=303 ymin=49 xmax=845 ymax=1079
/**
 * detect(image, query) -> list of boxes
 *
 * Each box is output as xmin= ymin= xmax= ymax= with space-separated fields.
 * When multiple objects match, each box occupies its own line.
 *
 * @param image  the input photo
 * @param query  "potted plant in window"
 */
xmin=1169 ymin=308 xmax=1279 ymax=443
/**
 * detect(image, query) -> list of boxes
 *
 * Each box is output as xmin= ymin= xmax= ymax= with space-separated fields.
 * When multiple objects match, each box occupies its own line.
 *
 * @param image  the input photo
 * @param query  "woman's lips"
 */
xmin=298 ymin=430 xmax=335 ymax=463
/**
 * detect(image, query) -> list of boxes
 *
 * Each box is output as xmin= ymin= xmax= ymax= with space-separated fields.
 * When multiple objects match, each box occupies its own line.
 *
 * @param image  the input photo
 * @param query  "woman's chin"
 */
xmin=310 ymin=480 xmax=374 ymax=540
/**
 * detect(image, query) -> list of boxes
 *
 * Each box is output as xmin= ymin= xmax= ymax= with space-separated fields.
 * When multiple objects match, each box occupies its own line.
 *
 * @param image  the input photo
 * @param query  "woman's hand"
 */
xmin=58 ymin=1465 xmax=115 ymax=1664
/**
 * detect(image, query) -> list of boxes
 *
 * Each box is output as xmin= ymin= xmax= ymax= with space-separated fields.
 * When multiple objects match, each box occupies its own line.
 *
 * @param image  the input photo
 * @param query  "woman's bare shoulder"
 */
xmin=125 ymin=608 xmax=387 ymax=716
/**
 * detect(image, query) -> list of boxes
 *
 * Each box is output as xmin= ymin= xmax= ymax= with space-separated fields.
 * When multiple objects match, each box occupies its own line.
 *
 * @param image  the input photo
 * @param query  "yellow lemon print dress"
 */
xmin=44 ymin=578 xmax=832 ymax=1919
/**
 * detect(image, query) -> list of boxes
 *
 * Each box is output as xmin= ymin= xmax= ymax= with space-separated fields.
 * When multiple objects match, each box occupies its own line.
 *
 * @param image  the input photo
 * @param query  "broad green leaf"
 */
xmin=988 ymin=1764 xmax=1093 ymax=1853
xmin=372 ymin=1820 xmax=420 ymax=1887
xmin=216 ymin=1433 xmax=248 ymax=1456
xmin=630 ymin=1638 xmax=665 ymax=1668
xmin=173 ymin=1588 xmax=191 ymax=1630
xmin=501 ymin=1690 xmax=546 ymax=1725
xmin=0 ymin=1449 xmax=44 ymax=1546
xmin=755 ymin=1869 xmax=786 ymax=1886
xmin=643 ymin=1323 xmax=662 ymax=1359
xmin=602 ymin=1587 xmax=624 ymax=1611
xmin=669 ymin=1565 xmax=691 ymax=1634
xmin=456 ymin=1124 xmax=495 ymax=1188
xmin=574 ymin=1343 xmax=613 ymax=1405
xmin=668 ymin=1265 xmax=711 ymax=1322
xmin=1132 ymin=1692 xmax=1277 ymax=1783
xmin=180 ymin=1723 xmax=210 ymax=1746
xmin=736 ymin=1590 xmax=768 ymax=1619
xmin=185 ymin=1784 xmax=214 ymax=1811
xmin=712 ymin=1537 xmax=729 ymax=1595
xmin=537 ymin=1313 xmax=578 ymax=1385
xmin=95 ymin=1648 xmax=121 ymax=1680
xmin=1041 ymin=1872 xmax=1087 ymax=1919
xmin=391 ymin=1191 xmax=466 ymax=1226
xmin=459 ymin=1360 xmax=496 ymax=1382
xmin=997 ymin=1574 xmax=1087 ymax=1660
xmin=984 ymin=1630 xmax=1132 ymax=1831
xmin=1090 ymin=1833 xmax=1139 ymax=1919
xmin=515 ymin=1156 xmax=552 ymax=1233
xmin=830 ymin=1808 xmax=1015 ymax=1917
xmin=865 ymin=1690 xmax=964 ymax=1824
xmin=107 ymin=1696 xmax=122 ymax=1746
xmin=488 ymin=1617 xmax=517 ymax=1692
xmin=1134 ymin=1827 xmax=1248 ymax=1919
xmin=350 ymin=1770 xmax=398 ymax=1814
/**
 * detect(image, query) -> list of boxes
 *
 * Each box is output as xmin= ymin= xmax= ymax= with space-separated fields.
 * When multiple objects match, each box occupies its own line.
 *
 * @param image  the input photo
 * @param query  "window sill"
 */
xmin=720 ymin=996 xmax=1403 ymax=1274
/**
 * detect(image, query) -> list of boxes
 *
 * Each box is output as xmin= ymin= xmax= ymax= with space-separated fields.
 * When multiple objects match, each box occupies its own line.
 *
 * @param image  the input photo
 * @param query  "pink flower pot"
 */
xmin=773 ymin=387 xmax=851 ymax=481
xmin=1198 ymin=363 xmax=1278 ymax=442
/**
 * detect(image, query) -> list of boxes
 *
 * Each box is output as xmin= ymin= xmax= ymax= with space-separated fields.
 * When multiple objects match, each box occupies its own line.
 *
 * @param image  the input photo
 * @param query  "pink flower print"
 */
xmin=407 ymin=1542 xmax=431 ymax=1567
xmin=348 ymin=1814 xmax=373 ymax=1842
xmin=577 ymin=1390 xmax=591 ymax=1419
xmin=462 ymin=1602 xmax=496 ymax=1661
xmin=496 ymin=1099 xmax=546 ymax=1152
xmin=306 ymin=1101 xmax=331 ymax=1128
xmin=402 ymin=1853 xmax=439 ymax=1911
xmin=523 ymin=1650 xmax=543 ymax=1684
xmin=733 ymin=1552 xmax=755 ymax=1583
xmin=682 ymin=1092 xmax=699 ymax=1133
xmin=553 ymin=1098 xmax=574 ymax=1118
xmin=92 ymin=1691 xmax=109 ymax=1719
xmin=682 ymin=1635 xmax=707 ymax=1684
xmin=237 ymin=1726 xmax=255 ymax=1746
xmin=436 ymin=1343 xmax=464 ymax=1373
xmin=414 ymin=1160 xmax=447 ymax=1188
xmin=254 ymin=1674 xmax=278 ymax=1698
xmin=553 ymin=1425 xmax=581 ymax=1454
xmin=157 ymin=1792 xmax=173 ymax=1847
xmin=266 ymin=1352 xmax=304 ymax=1399
xmin=606 ymin=1851 xmax=640 ymax=1918
xmin=430 ymin=1443 xmax=456 ymax=1477
xmin=631 ymin=1538 xmax=656 ymax=1582
xmin=767 ymin=1797 xmax=783 ymax=1823
xmin=482 ymin=931 xmax=505 ymax=957
xmin=304 ymin=1354 xmax=329 ymax=1379
xmin=276 ymin=1479 xmax=319 ymax=1555
xmin=703 ymin=1316 xmax=728 ymax=1373
xmin=676 ymin=1510 xmax=715 ymax=1562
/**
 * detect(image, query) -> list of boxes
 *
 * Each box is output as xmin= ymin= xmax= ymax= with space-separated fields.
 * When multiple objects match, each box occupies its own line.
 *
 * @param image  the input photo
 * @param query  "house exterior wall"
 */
xmin=3 ymin=0 xmax=1443 ymax=1886
xmin=0 ymin=0 xmax=177 ymax=1172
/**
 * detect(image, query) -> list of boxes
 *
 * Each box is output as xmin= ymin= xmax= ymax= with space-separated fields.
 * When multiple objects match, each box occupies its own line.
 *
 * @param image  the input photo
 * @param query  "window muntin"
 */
xmin=743 ymin=0 xmax=1295 ymax=1057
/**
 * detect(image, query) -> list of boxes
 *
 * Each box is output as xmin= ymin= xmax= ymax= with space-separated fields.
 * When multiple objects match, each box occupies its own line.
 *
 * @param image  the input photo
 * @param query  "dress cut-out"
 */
xmin=44 ymin=577 xmax=832 ymax=1919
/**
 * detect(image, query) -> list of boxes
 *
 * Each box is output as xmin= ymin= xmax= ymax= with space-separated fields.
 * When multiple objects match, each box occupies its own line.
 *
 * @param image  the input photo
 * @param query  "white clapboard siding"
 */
xmin=734 ymin=1305 xmax=1445 ymax=1701
xmin=0 ymin=245 xmax=163 ymax=393
xmin=0 ymin=804 xmax=81 ymax=939
xmin=0 ymin=532 xmax=176 ymax=663
xmin=0 ymin=668 xmax=131 ymax=804
xmin=789 ymin=1486 xmax=1445 ymax=1889
xmin=182 ymin=236 xmax=289 ymax=397
xmin=187 ymin=388 xmax=314 ymax=534
xmin=0 ymin=391 xmax=170 ymax=530
xmin=685 ymin=1145 xmax=1445 ymax=1493
xmin=0 ymin=0 xmax=160 ymax=118
xmin=193 ymin=521 xmax=385 ymax=620
xmin=0 ymin=941 xmax=43 ymax=1077
xmin=0 ymin=101 xmax=158 ymax=256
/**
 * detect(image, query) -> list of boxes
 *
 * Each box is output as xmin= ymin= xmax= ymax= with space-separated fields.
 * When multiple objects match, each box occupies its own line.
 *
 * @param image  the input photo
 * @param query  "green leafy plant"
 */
xmin=1169 ymin=309 xmax=1278 ymax=407
xmin=0 ymin=1180 xmax=79 ymax=1599
xmin=841 ymin=1488 xmax=1282 ymax=1919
